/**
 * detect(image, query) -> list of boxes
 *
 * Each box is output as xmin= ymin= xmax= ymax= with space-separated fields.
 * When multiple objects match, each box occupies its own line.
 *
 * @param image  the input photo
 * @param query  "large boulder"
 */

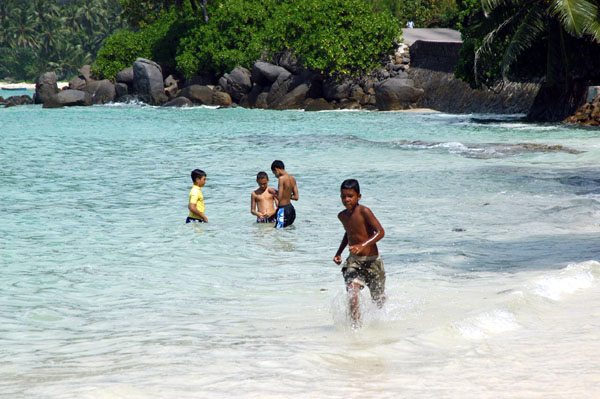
xmin=178 ymin=85 xmax=213 ymax=105
xmin=162 ymin=97 xmax=193 ymax=107
xmin=115 ymin=83 xmax=128 ymax=98
xmin=133 ymin=58 xmax=167 ymax=105
xmin=274 ymin=49 xmax=303 ymax=74
xmin=43 ymin=90 xmax=93 ymax=108
xmin=304 ymin=98 xmax=334 ymax=112
xmin=34 ymin=72 xmax=59 ymax=104
xmin=323 ymin=78 xmax=353 ymax=101
xmin=68 ymin=76 xmax=86 ymax=91
xmin=4 ymin=95 xmax=33 ymax=107
xmin=266 ymin=74 xmax=303 ymax=108
xmin=239 ymin=85 xmax=268 ymax=108
xmin=164 ymin=75 xmax=179 ymax=98
xmin=116 ymin=67 xmax=134 ymax=84
xmin=79 ymin=65 xmax=94 ymax=83
xmin=82 ymin=79 xmax=116 ymax=104
xmin=270 ymin=83 xmax=309 ymax=110
xmin=374 ymin=78 xmax=424 ymax=110
xmin=212 ymin=91 xmax=232 ymax=106
xmin=219 ymin=66 xmax=252 ymax=102
xmin=251 ymin=61 xmax=290 ymax=86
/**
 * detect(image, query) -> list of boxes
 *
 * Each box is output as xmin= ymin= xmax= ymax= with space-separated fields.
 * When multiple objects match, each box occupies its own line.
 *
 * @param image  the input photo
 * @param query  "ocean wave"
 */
xmin=455 ymin=309 xmax=520 ymax=339
xmin=528 ymin=260 xmax=598 ymax=301
xmin=440 ymin=261 xmax=599 ymax=341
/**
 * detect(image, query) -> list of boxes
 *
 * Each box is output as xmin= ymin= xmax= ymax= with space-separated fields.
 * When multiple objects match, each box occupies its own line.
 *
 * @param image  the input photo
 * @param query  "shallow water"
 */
xmin=1 ymin=105 xmax=599 ymax=398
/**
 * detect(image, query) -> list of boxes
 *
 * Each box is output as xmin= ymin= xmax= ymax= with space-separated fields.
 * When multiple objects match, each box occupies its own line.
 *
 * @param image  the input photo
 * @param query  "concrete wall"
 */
xmin=409 ymin=41 xmax=462 ymax=73
xmin=408 ymin=67 xmax=539 ymax=114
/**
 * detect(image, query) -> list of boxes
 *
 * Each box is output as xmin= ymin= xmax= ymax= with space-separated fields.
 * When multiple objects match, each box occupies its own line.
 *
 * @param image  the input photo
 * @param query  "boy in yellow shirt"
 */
xmin=187 ymin=169 xmax=208 ymax=223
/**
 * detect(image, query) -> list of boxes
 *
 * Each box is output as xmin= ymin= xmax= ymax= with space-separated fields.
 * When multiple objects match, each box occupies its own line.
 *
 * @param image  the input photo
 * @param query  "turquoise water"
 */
xmin=0 ymin=88 xmax=34 ymax=98
xmin=1 ymin=104 xmax=600 ymax=398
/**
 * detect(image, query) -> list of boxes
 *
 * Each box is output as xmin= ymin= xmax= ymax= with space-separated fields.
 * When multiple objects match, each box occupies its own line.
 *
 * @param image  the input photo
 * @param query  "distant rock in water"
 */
xmin=388 ymin=139 xmax=582 ymax=158
xmin=43 ymin=90 xmax=93 ymax=108
xmin=34 ymin=72 xmax=59 ymax=105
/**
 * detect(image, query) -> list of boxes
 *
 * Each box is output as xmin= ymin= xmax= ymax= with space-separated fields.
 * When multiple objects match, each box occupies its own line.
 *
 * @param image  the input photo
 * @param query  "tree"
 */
xmin=6 ymin=7 xmax=38 ymax=48
xmin=119 ymin=0 xmax=208 ymax=27
xmin=462 ymin=0 xmax=600 ymax=121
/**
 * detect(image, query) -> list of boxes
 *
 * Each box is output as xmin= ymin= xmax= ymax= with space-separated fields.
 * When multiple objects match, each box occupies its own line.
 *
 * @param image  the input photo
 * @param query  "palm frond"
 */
xmin=583 ymin=19 xmax=600 ymax=42
xmin=550 ymin=0 xmax=598 ymax=37
xmin=474 ymin=7 xmax=525 ymax=85
xmin=481 ymin=0 xmax=525 ymax=17
xmin=501 ymin=5 xmax=546 ymax=79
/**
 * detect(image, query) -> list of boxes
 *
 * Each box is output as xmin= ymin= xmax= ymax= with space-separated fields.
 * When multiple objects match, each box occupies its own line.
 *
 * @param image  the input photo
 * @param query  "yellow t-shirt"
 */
xmin=188 ymin=185 xmax=205 ymax=218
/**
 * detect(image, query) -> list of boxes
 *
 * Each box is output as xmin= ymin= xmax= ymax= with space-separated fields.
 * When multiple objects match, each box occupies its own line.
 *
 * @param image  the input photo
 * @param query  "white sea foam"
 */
xmin=455 ymin=309 xmax=520 ymax=340
xmin=529 ymin=261 xmax=598 ymax=300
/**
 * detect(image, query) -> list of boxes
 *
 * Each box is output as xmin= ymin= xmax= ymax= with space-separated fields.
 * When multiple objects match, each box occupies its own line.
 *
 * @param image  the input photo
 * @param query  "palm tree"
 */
xmin=31 ymin=0 xmax=60 ymax=26
xmin=474 ymin=0 xmax=600 ymax=121
xmin=0 ymin=0 xmax=15 ymax=45
xmin=6 ymin=6 xmax=38 ymax=49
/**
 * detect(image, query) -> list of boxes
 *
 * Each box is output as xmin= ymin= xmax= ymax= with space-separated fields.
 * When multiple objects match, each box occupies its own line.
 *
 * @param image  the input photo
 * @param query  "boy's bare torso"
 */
xmin=253 ymin=187 xmax=277 ymax=216
xmin=277 ymin=174 xmax=298 ymax=206
xmin=339 ymin=205 xmax=379 ymax=257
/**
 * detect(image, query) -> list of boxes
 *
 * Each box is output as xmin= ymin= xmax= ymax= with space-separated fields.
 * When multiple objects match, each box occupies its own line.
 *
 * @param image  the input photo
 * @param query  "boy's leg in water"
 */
xmin=347 ymin=282 xmax=362 ymax=327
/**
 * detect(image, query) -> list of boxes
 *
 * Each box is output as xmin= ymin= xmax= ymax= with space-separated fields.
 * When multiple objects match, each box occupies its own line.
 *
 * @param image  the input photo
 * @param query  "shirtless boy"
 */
xmin=251 ymin=171 xmax=278 ymax=223
xmin=333 ymin=179 xmax=386 ymax=326
xmin=271 ymin=160 xmax=299 ymax=228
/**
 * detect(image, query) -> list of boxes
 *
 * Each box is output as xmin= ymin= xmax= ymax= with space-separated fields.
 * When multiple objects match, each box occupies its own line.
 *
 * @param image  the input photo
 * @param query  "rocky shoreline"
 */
xmin=1 ymin=42 xmax=540 ymax=116
xmin=27 ymin=44 xmax=427 ymax=112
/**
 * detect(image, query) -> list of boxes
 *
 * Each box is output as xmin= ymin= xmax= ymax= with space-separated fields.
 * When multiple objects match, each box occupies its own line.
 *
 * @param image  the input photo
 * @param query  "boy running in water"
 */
xmin=333 ymin=179 xmax=386 ymax=327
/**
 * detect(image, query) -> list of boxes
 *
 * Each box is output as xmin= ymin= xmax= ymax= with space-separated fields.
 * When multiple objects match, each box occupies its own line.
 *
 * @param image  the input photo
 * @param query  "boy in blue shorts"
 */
xmin=186 ymin=169 xmax=208 ymax=223
xmin=271 ymin=160 xmax=299 ymax=228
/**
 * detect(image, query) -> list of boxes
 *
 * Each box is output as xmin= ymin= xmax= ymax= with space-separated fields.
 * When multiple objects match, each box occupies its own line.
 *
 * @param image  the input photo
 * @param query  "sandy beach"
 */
xmin=0 ymin=82 xmax=69 ymax=90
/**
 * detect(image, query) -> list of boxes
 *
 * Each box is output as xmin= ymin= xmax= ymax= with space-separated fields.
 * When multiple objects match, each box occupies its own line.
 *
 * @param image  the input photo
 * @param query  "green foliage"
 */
xmin=119 ymin=0 xmax=204 ymax=28
xmin=92 ymin=30 xmax=151 ymax=80
xmin=455 ymin=0 xmax=600 ymax=89
xmin=176 ymin=0 xmax=276 ymax=77
xmin=0 ymin=0 xmax=127 ymax=81
xmin=93 ymin=11 xmax=194 ymax=79
xmin=371 ymin=0 xmax=465 ymax=28
xmin=266 ymin=0 xmax=399 ymax=76
xmin=175 ymin=0 xmax=400 ymax=78
xmin=0 ymin=47 xmax=37 ymax=81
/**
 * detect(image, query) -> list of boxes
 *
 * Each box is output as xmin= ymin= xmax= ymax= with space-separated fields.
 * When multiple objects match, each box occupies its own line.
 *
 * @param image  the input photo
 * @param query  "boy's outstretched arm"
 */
xmin=333 ymin=233 xmax=348 ymax=264
xmin=349 ymin=208 xmax=384 ymax=255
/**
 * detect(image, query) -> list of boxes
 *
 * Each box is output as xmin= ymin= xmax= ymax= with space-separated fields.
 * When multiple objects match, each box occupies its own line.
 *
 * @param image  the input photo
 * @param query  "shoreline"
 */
xmin=0 ymin=82 xmax=69 ymax=90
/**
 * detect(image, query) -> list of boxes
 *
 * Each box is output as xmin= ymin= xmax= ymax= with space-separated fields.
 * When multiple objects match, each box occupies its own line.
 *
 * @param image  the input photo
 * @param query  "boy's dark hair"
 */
xmin=271 ymin=160 xmax=285 ymax=171
xmin=191 ymin=169 xmax=206 ymax=182
xmin=341 ymin=179 xmax=360 ymax=194
xmin=256 ymin=171 xmax=268 ymax=180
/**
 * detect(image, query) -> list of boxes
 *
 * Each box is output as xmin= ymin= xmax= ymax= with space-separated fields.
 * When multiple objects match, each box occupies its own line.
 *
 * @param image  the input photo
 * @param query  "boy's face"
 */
xmin=195 ymin=175 xmax=207 ymax=187
xmin=341 ymin=188 xmax=361 ymax=210
xmin=257 ymin=177 xmax=268 ymax=190
xmin=271 ymin=168 xmax=281 ymax=178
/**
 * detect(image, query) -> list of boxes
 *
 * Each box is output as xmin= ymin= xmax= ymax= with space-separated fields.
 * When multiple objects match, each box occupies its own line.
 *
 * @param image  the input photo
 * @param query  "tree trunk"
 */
xmin=526 ymin=80 xmax=588 ymax=122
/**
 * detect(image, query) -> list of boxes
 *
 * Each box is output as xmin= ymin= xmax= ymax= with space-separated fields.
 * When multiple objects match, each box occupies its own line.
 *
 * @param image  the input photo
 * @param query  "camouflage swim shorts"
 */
xmin=341 ymin=254 xmax=386 ymax=302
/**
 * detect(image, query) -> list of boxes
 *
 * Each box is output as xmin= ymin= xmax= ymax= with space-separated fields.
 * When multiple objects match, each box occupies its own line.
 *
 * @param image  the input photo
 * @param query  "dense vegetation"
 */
xmin=456 ymin=0 xmax=600 ymax=89
xmin=1 ymin=0 xmax=483 ymax=82
xmin=94 ymin=0 xmax=401 ymax=80
xmin=0 ymin=0 xmax=127 ymax=81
